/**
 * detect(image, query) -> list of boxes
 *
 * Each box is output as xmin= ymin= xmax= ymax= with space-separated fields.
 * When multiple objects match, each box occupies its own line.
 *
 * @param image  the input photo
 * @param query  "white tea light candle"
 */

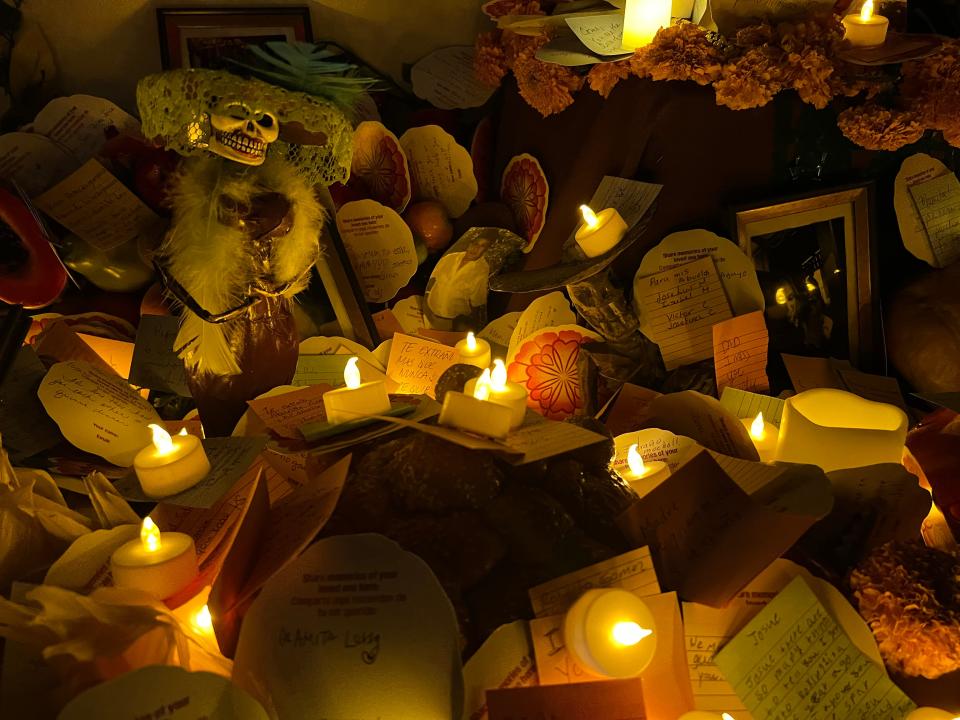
xmin=563 ymin=588 xmax=657 ymax=678
xmin=110 ymin=517 xmax=198 ymax=600
xmin=742 ymin=411 xmax=778 ymax=463
xmin=618 ymin=443 xmax=670 ymax=493
xmin=575 ymin=204 xmax=628 ymax=258
xmin=464 ymin=359 xmax=528 ymax=429
xmin=775 ymin=388 xmax=908 ymax=472
xmin=622 ymin=0 xmax=672 ymax=50
xmin=439 ymin=372 xmax=513 ymax=439
xmin=322 ymin=356 xmax=391 ymax=424
xmin=905 ymin=709 xmax=959 ymax=720
xmin=134 ymin=424 xmax=210 ymax=499
xmin=455 ymin=331 xmax=492 ymax=369
xmin=842 ymin=0 xmax=889 ymax=47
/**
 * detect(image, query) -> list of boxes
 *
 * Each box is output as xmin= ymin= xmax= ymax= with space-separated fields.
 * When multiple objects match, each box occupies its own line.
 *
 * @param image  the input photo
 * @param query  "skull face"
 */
xmin=208 ymin=100 xmax=279 ymax=166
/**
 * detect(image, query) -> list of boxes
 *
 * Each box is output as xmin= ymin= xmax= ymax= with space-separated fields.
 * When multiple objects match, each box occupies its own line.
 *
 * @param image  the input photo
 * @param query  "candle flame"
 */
xmin=192 ymin=604 xmax=214 ymax=635
xmin=579 ymin=204 xmax=599 ymax=229
xmin=491 ymin=358 xmax=508 ymax=391
xmin=178 ymin=428 xmax=188 ymax=436
xmin=722 ymin=715 xmax=736 ymax=720
xmin=750 ymin=412 xmax=766 ymax=441
xmin=611 ymin=621 xmax=653 ymax=646
xmin=149 ymin=423 xmax=175 ymax=456
xmin=466 ymin=331 xmax=477 ymax=352
xmin=473 ymin=369 xmax=492 ymax=401
xmin=344 ymin=356 xmax=361 ymax=389
xmin=141 ymin=517 xmax=161 ymax=552
xmin=627 ymin=443 xmax=646 ymax=476
xmin=860 ymin=0 xmax=873 ymax=21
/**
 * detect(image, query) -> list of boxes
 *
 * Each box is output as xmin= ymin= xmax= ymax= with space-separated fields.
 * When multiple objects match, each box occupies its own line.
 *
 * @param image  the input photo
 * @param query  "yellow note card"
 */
xmin=908 ymin=171 xmax=960 ymax=268
xmin=635 ymin=256 xmax=733 ymax=370
xmin=35 ymin=158 xmax=163 ymax=252
xmin=337 ymin=199 xmax=417 ymax=303
xmin=386 ymin=332 xmax=459 ymax=397
xmin=714 ymin=576 xmax=915 ymax=720
xmin=529 ymin=545 xmax=660 ymax=618
xmin=712 ymin=310 xmax=769 ymax=394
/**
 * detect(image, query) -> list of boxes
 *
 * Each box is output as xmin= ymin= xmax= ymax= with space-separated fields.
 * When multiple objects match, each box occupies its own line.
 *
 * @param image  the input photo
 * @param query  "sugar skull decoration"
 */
xmin=207 ymin=100 xmax=279 ymax=165
xmin=137 ymin=45 xmax=366 ymax=434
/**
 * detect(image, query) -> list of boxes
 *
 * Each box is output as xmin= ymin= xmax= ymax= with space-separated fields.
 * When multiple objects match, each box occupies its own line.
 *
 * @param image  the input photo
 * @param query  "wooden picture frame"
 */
xmin=731 ymin=183 xmax=878 ymax=370
xmin=157 ymin=7 xmax=312 ymax=70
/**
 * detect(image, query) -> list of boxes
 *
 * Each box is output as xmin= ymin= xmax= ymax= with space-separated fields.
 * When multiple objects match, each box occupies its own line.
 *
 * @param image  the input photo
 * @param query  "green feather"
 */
xmin=229 ymin=41 xmax=376 ymax=114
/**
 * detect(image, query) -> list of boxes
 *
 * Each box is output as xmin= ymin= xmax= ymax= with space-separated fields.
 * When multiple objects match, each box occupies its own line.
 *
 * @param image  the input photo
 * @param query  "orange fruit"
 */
xmin=403 ymin=200 xmax=454 ymax=254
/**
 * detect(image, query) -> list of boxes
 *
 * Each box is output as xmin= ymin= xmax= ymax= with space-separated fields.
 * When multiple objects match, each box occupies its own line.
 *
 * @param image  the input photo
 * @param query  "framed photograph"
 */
xmin=157 ymin=7 xmax=312 ymax=70
xmin=731 ymin=183 xmax=877 ymax=372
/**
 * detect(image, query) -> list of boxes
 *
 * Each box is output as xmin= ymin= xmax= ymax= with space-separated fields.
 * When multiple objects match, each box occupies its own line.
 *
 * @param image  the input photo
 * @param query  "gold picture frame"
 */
xmin=731 ymin=184 xmax=877 ymax=369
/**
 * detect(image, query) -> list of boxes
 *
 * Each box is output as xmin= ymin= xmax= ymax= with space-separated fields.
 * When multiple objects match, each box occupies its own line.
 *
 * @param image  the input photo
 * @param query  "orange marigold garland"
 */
xmin=837 ymin=104 xmax=924 ymax=151
xmin=473 ymin=3 xmax=957 ymax=152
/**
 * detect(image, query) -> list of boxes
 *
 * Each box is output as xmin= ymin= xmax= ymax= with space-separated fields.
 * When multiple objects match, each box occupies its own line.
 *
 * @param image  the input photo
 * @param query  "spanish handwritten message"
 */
xmin=128 ymin=315 xmax=191 ymax=397
xmin=715 ymin=577 xmax=915 ymax=720
xmin=713 ymin=310 xmax=769 ymax=393
xmin=635 ymin=257 xmax=733 ymax=370
xmin=565 ymin=13 xmax=629 ymax=55
xmin=386 ymin=332 xmax=459 ymax=397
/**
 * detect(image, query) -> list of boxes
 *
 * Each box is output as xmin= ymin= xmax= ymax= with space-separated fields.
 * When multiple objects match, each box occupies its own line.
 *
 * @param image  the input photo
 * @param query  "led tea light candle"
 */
xmin=842 ymin=0 xmax=889 ymax=48
xmin=618 ymin=444 xmax=670 ymax=492
xmin=455 ymin=331 xmax=492 ymax=369
xmin=741 ymin=411 xmax=778 ymax=463
xmin=563 ymin=588 xmax=657 ymax=678
xmin=464 ymin=359 xmax=528 ymax=429
xmin=134 ymin=424 xmax=210 ymax=499
xmin=622 ymin=0 xmax=672 ymax=50
xmin=574 ymin=204 xmax=628 ymax=258
xmin=322 ymin=356 xmax=391 ymax=424
xmin=439 ymin=370 xmax=513 ymax=439
xmin=775 ymin=388 xmax=908 ymax=472
xmin=110 ymin=517 xmax=198 ymax=600
xmin=905 ymin=709 xmax=959 ymax=720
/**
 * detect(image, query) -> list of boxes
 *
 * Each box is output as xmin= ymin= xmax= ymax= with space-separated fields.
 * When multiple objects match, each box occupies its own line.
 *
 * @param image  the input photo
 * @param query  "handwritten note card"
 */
xmin=233 ymin=534 xmax=462 ymax=720
xmin=411 ymin=46 xmax=496 ymax=110
xmin=713 ymin=310 xmax=769 ymax=393
xmin=529 ymin=546 xmax=660 ymax=618
xmin=565 ymin=13 xmax=629 ymax=56
xmin=386 ymin=332 xmax=459 ymax=397
xmin=715 ymin=577 xmax=915 ymax=720
xmin=719 ymin=387 xmax=784 ymax=428
xmin=37 ymin=360 xmax=160 ymax=467
xmin=35 ymin=159 xmax=163 ymax=252
xmin=338 ymin=199 xmax=418 ymax=303
xmin=462 ymin=621 xmax=537 ymax=720
xmin=909 ymin=171 xmax=960 ymax=268
xmin=128 ymin=315 xmax=191 ymax=397
xmin=247 ymin=384 xmax=332 ymax=439
xmin=635 ymin=257 xmax=733 ymax=370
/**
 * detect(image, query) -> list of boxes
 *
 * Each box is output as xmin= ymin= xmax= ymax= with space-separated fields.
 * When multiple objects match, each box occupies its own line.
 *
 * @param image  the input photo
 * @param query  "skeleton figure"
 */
xmin=138 ymin=68 xmax=354 ymax=435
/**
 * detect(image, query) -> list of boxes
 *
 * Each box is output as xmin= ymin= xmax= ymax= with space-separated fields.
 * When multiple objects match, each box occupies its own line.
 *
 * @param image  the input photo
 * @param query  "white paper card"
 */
xmin=38 ymin=360 xmax=160 ymax=467
xmin=233 ymin=533 xmax=463 ymax=720
xmin=411 ymin=46 xmax=496 ymax=110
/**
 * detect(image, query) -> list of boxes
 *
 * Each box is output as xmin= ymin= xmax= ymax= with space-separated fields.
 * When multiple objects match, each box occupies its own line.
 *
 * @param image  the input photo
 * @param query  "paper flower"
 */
xmin=837 ymin=105 xmax=924 ymax=151
xmin=636 ymin=22 xmax=723 ymax=86
xmin=508 ymin=329 xmax=590 ymax=420
xmin=587 ymin=59 xmax=633 ymax=98
xmin=714 ymin=48 xmax=783 ymax=110
xmin=475 ymin=31 xmax=509 ymax=87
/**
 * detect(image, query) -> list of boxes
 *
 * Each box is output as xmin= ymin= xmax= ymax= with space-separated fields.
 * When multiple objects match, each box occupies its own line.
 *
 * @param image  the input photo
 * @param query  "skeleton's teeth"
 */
xmin=215 ymin=130 xmax=266 ymax=156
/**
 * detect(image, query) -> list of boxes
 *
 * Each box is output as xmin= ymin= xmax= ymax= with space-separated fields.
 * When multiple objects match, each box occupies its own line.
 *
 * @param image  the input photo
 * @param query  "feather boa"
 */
xmin=162 ymin=157 xmax=324 ymax=376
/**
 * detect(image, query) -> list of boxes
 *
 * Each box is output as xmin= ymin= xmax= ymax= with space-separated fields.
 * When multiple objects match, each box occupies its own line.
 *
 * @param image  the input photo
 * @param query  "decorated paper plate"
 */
xmin=501 ymin=153 xmax=549 ymax=252
xmin=350 ymin=121 xmax=412 ymax=212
